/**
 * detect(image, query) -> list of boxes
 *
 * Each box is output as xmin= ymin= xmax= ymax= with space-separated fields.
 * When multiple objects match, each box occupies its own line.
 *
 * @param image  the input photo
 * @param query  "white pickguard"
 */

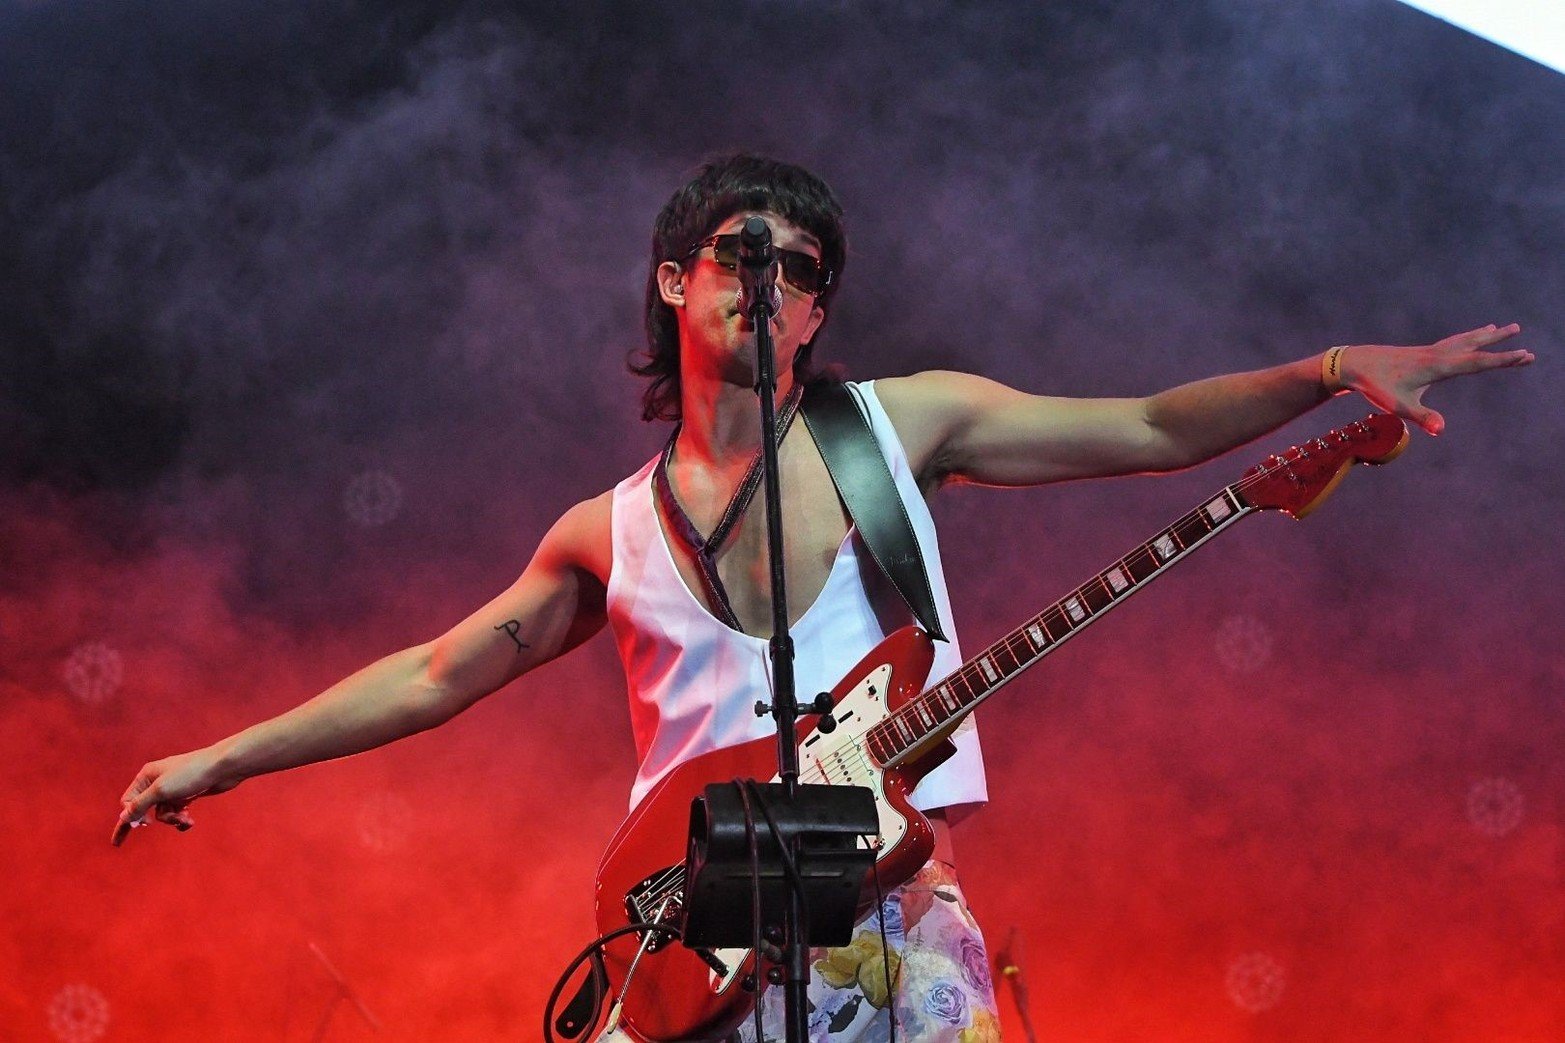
xmin=795 ymin=663 xmax=910 ymax=853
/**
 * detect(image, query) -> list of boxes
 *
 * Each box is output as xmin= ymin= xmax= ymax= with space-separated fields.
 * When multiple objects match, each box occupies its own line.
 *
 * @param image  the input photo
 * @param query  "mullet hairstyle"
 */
xmin=631 ymin=153 xmax=848 ymax=422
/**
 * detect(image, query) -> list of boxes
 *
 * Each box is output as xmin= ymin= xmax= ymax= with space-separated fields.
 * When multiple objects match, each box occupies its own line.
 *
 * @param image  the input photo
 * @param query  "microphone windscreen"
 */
xmin=734 ymin=285 xmax=783 ymax=316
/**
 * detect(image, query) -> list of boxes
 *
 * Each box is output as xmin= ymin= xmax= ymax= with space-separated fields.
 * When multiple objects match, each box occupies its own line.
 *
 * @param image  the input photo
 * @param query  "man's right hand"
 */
xmin=113 ymin=746 xmax=238 ymax=847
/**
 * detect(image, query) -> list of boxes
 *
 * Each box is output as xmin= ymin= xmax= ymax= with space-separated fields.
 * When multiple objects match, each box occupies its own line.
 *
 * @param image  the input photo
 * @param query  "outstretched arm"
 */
xmin=880 ymin=324 xmax=1531 ymax=488
xmin=114 ymin=492 xmax=613 ymax=845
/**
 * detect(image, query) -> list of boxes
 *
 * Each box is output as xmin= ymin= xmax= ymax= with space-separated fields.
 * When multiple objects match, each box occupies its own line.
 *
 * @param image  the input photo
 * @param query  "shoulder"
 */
xmin=868 ymin=370 xmax=1013 ymax=485
xmin=538 ymin=489 xmax=614 ymax=585
xmin=874 ymin=369 xmax=1010 ymax=412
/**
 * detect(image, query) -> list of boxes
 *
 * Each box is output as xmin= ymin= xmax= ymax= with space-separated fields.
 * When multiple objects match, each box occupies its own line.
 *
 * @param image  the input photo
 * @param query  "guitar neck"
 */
xmin=867 ymin=483 xmax=1259 ymax=768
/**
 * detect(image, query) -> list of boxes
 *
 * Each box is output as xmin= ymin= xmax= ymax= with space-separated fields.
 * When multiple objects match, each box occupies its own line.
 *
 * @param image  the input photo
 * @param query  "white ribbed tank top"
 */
xmin=606 ymin=381 xmax=987 ymax=814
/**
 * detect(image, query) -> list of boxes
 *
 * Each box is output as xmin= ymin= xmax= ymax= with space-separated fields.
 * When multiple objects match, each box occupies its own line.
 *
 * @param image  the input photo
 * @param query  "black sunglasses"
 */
xmin=683 ymin=234 xmax=833 ymax=296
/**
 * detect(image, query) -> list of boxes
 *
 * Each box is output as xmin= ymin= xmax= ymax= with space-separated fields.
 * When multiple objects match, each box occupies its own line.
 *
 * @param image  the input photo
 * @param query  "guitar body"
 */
xmin=593 ymin=626 xmax=951 ymax=1043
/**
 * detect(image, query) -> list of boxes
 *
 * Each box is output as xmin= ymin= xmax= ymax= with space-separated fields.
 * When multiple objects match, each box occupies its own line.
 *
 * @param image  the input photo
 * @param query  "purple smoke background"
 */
xmin=1 ymin=1 xmax=1560 ymax=1039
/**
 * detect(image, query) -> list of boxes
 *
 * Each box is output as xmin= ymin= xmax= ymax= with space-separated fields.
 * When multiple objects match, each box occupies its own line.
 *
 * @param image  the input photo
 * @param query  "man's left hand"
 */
xmin=1341 ymin=324 xmax=1532 ymax=435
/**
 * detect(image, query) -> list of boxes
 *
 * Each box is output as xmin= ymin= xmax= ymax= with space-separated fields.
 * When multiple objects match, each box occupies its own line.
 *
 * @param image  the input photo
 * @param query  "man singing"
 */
xmin=115 ymin=154 xmax=1531 ymax=1042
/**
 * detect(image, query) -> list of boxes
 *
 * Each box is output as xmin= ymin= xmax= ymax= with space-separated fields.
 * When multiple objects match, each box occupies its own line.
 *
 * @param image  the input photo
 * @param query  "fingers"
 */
xmin=154 ymin=802 xmax=195 ymax=831
xmin=1410 ymin=406 xmax=1444 ymax=437
xmin=1418 ymin=324 xmax=1532 ymax=383
xmin=112 ymin=796 xmax=196 ymax=847
xmin=119 ymin=771 xmax=150 ymax=807
xmin=1447 ymin=323 xmax=1523 ymax=350
xmin=1460 ymin=348 xmax=1534 ymax=374
xmin=121 ymin=781 xmax=163 ymax=825
xmin=114 ymin=767 xmax=196 ymax=846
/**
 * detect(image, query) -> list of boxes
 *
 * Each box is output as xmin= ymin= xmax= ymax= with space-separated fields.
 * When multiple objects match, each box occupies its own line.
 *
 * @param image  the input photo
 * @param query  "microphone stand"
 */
xmin=741 ymin=215 xmax=811 ymax=1043
xmin=671 ymin=221 xmax=873 ymax=1043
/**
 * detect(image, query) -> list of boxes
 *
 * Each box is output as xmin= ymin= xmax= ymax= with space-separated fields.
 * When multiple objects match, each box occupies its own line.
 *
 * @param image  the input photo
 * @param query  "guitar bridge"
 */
xmin=624 ymin=867 xmax=685 ymax=954
xmin=623 ymin=867 xmax=745 ymax=989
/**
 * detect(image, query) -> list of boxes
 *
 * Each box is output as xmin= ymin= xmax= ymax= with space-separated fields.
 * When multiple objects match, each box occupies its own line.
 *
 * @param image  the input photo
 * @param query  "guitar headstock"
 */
xmin=1239 ymin=414 xmax=1410 ymax=519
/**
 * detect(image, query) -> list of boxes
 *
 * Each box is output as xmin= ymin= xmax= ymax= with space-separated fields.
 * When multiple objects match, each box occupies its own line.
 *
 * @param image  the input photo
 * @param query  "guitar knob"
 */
xmin=766 ymin=966 xmax=787 ymax=986
xmin=811 ymin=692 xmax=838 ymax=732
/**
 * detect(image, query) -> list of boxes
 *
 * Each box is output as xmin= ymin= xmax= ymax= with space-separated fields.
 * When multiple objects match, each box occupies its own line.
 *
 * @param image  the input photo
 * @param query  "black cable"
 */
xmin=869 ymin=857 xmax=900 ymax=1043
xmin=733 ymin=779 xmax=766 ymax=1043
xmin=743 ymin=780 xmax=812 ymax=931
xmin=542 ymin=921 xmax=682 ymax=1043
xmin=744 ymin=780 xmax=832 ymax=1043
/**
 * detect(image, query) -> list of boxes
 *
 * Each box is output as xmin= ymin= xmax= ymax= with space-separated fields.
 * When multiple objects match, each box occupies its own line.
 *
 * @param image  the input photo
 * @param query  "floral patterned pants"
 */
xmin=730 ymin=860 xmax=1001 ymax=1043
xmin=594 ymin=861 xmax=1000 ymax=1043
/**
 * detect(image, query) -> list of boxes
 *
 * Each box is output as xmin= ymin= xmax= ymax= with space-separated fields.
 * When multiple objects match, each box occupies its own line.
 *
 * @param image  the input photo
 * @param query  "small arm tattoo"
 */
xmin=494 ymin=619 xmax=530 ymax=653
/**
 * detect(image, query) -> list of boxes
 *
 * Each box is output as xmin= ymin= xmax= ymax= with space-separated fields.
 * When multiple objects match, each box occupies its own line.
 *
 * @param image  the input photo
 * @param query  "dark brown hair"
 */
xmin=630 ymin=154 xmax=848 ymax=421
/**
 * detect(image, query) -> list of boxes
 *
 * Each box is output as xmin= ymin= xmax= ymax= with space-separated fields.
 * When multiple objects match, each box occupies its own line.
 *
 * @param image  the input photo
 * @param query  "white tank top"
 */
xmin=606 ymin=381 xmax=987 ymax=814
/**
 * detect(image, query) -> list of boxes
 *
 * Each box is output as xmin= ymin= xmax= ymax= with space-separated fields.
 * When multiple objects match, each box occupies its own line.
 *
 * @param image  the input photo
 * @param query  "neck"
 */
xmin=676 ymin=365 xmax=799 ymax=465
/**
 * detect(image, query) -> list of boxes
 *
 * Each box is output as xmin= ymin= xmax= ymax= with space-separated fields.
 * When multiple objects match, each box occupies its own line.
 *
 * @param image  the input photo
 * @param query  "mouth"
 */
xmin=731 ymin=286 xmax=786 ymax=327
xmin=733 ymin=313 xmax=782 ymax=338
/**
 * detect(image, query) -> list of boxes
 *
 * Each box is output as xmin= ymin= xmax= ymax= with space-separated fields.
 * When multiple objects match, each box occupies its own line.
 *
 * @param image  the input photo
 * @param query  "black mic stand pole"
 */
xmin=740 ymin=214 xmax=811 ymax=1043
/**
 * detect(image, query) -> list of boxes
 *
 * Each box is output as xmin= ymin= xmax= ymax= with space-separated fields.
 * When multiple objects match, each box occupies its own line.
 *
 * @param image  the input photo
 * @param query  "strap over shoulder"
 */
xmin=801 ymin=380 xmax=948 ymax=642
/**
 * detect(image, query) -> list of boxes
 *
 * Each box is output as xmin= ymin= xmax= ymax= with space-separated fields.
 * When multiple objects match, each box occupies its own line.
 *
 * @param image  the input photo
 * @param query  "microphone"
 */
xmin=735 ymin=215 xmax=781 ymax=319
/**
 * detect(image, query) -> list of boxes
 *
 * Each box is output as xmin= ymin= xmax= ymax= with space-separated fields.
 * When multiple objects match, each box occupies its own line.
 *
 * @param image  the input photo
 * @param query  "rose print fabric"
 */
xmin=593 ymin=861 xmax=1000 ymax=1043
xmin=729 ymin=860 xmax=1001 ymax=1043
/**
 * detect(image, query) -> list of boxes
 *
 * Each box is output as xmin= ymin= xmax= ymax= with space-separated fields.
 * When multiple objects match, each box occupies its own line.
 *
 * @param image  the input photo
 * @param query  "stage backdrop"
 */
xmin=1 ymin=1 xmax=1559 ymax=1040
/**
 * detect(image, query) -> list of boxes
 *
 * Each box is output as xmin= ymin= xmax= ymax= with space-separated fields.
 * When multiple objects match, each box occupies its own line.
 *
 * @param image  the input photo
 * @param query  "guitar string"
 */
xmin=862 ymin=438 xmax=1357 ymax=758
xmin=629 ymin=425 xmax=1388 ymax=908
xmin=865 ymin=475 xmax=1269 ymax=757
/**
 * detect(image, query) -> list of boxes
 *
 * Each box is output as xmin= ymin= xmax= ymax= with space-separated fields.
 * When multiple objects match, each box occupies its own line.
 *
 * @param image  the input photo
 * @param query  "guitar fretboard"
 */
xmin=864 ymin=484 xmax=1255 ymax=767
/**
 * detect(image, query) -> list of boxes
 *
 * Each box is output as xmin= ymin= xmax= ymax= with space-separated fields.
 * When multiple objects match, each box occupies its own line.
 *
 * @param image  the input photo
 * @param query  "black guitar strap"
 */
xmin=801 ymin=380 xmax=948 ymax=642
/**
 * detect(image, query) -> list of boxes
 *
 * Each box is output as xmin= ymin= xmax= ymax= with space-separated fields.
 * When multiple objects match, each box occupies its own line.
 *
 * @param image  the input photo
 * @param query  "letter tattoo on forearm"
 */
xmin=494 ymin=619 xmax=530 ymax=653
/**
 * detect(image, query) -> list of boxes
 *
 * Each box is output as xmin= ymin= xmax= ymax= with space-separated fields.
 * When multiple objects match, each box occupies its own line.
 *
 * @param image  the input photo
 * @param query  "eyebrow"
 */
xmin=792 ymin=230 xmax=822 ymax=252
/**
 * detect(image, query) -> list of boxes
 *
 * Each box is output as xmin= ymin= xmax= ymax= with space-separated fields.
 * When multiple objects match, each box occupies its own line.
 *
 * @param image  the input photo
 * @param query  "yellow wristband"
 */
xmin=1321 ymin=345 xmax=1349 ymax=394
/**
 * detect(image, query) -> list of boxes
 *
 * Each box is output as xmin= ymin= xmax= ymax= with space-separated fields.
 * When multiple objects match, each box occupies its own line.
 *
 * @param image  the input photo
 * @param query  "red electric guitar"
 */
xmin=592 ymin=413 xmax=1409 ymax=1042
